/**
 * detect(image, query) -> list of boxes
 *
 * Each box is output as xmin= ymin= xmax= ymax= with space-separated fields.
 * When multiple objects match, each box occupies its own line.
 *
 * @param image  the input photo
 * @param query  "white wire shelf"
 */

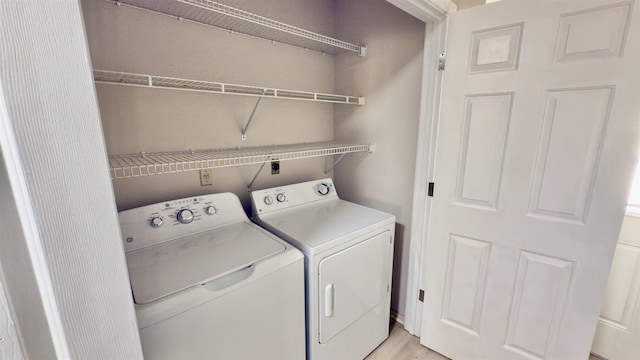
xmin=94 ymin=70 xmax=365 ymax=105
xmin=108 ymin=142 xmax=374 ymax=179
xmin=112 ymin=0 xmax=366 ymax=56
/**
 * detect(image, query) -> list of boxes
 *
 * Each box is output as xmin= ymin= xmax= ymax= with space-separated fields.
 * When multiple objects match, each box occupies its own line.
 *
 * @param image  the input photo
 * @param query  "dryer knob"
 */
xmin=276 ymin=193 xmax=286 ymax=203
xmin=264 ymin=196 xmax=274 ymax=205
xmin=177 ymin=209 xmax=194 ymax=224
xmin=150 ymin=217 xmax=164 ymax=228
xmin=205 ymin=206 xmax=217 ymax=215
xmin=316 ymin=183 xmax=331 ymax=196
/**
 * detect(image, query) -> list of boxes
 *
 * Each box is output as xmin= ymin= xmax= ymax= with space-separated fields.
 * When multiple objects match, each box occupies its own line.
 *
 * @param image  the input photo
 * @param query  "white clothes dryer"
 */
xmin=119 ymin=193 xmax=305 ymax=359
xmin=251 ymin=178 xmax=395 ymax=360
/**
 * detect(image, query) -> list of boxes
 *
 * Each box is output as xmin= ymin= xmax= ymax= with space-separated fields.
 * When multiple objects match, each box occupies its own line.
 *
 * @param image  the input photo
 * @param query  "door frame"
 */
xmin=0 ymin=76 xmax=70 ymax=358
xmin=385 ymin=0 xmax=456 ymax=336
xmin=0 ymin=1 xmax=144 ymax=357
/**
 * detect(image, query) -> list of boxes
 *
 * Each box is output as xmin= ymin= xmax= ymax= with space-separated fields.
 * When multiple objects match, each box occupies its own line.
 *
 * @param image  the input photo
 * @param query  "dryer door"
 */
xmin=318 ymin=230 xmax=392 ymax=343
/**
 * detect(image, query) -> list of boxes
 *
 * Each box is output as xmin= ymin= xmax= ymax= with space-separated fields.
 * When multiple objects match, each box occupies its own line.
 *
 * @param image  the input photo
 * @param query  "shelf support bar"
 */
xmin=241 ymin=89 xmax=267 ymax=141
xmin=247 ymin=154 xmax=272 ymax=192
xmin=323 ymin=143 xmax=375 ymax=174
xmin=324 ymin=153 xmax=347 ymax=174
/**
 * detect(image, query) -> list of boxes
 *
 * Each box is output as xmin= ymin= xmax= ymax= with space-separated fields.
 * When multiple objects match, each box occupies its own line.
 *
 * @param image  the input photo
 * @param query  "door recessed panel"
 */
xmin=441 ymin=235 xmax=491 ymax=335
xmin=456 ymin=94 xmax=513 ymax=210
xmin=505 ymin=252 xmax=574 ymax=359
xmin=318 ymin=231 xmax=391 ymax=343
xmin=529 ymin=87 xmax=614 ymax=223
xmin=555 ymin=4 xmax=631 ymax=62
xmin=469 ymin=23 xmax=523 ymax=73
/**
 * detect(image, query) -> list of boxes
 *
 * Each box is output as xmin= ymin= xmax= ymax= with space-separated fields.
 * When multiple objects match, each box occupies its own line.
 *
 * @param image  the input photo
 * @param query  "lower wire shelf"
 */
xmin=108 ymin=142 xmax=374 ymax=179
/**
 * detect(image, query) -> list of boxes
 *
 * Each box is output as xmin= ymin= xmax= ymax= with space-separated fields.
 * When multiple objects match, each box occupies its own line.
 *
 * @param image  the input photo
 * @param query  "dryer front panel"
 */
xmin=318 ymin=230 xmax=392 ymax=343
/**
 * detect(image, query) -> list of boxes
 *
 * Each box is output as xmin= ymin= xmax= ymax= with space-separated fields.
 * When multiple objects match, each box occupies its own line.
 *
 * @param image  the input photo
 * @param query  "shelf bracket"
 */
xmin=324 ymin=142 xmax=375 ymax=174
xmin=241 ymin=89 xmax=267 ymax=141
xmin=247 ymin=153 xmax=273 ymax=192
xmin=324 ymin=153 xmax=347 ymax=174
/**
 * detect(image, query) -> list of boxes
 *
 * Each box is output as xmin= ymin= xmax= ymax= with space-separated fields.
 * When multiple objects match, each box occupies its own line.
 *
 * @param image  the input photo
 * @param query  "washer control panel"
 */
xmin=119 ymin=192 xmax=248 ymax=252
xmin=140 ymin=197 xmax=215 ymax=229
xmin=251 ymin=178 xmax=338 ymax=216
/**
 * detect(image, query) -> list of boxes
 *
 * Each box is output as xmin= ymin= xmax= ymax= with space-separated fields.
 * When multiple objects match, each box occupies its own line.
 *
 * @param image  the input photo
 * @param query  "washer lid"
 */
xmin=126 ymin=222 xmax=285 ymax=304
xmin=258 ymin=199 xmax=394 ymax=255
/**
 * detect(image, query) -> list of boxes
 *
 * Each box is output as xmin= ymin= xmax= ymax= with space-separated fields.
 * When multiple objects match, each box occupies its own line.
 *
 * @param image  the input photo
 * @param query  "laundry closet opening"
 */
xmin=81 ymin=0 xmax=426 ymax=336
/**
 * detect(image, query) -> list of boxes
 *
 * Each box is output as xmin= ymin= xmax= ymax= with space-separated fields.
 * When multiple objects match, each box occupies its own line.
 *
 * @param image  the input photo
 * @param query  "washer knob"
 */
xmin=264 ymin=196 xmax=274 ymax=205
xmin=276 ymin=193 xmax=286 ymax=203
xmin=150 ymin=217 xmax=163 ymax=228
xmin=177 ymin=209 xmax=194 ymax=224
xmin=205 ymin=206 xmax=217 ymax=215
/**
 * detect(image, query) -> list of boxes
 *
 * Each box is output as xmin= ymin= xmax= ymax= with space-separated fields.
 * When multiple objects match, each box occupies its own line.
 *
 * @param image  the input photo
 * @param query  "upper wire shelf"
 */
xmin=94 ymin=70 xmax=365 ymax=105
xmin=112 ymin=0 xmax=367 ymax=56
xmin=108 ymin=142 xmax=374 ymax=179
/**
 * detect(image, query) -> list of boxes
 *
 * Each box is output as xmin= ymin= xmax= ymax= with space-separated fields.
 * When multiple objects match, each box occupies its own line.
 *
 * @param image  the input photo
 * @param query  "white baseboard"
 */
xmin=391 ymin=311 xmax=405 ymax=325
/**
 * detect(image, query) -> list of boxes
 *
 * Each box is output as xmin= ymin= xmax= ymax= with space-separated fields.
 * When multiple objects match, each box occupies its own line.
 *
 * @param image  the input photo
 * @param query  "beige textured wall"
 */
xmin=333 ymin=0 xmax=425 ymax=316
xmin=81 ymin=0 xmax=337 ymax=212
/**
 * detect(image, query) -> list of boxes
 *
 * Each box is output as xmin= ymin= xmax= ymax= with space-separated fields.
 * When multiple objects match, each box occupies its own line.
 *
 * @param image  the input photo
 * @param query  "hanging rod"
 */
xmin=93 ymin=70 xmax=365 ymax=105
xmin=112 ymin=0 xmax=366 ymax=56
xmin=108 ymin=142 xmax=374 ymax=179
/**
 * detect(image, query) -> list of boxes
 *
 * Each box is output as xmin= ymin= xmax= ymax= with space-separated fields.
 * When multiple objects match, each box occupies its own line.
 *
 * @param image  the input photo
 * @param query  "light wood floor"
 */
xmin=366 ymin=321 xmax=602 ymax=360
xmin=366 ymin=322 xmax=449 ymax=360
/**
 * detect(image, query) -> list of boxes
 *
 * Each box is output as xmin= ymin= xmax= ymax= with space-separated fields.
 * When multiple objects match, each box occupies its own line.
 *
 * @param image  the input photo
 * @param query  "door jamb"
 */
xmin=385 ymin=0 xmax=454 ymax=336
xmin=0 ymin=82 xmax=70 ymax=358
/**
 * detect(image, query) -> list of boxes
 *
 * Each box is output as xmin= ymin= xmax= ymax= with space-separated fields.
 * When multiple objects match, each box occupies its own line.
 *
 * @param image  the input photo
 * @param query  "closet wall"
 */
xmin=333 ymin=0 xmax=425 ymax=316
xmin=82 ymin=0 xmax=426 ymax=319
xmin=82 ymin=0 xmax=337 ymax=212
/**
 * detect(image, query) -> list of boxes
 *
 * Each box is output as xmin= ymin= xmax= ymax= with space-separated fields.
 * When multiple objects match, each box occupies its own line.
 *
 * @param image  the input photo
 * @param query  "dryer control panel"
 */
xmin=251 ymin=178 xmax=339 ymax=216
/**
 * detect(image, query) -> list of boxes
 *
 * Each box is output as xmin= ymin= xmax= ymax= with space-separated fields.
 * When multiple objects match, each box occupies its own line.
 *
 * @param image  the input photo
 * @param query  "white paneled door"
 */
xmin=421 ymin=1 xmax=640 ymax=359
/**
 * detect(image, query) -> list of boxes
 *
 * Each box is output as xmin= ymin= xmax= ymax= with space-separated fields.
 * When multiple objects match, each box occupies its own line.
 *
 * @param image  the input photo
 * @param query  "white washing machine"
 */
xmin=251 ymin=178 xmax=395 ymax=360
xmin=118 ymin=192 xmax=305 ymax=359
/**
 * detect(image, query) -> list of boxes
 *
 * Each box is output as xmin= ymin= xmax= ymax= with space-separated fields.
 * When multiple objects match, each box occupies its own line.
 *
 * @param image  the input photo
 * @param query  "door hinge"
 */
xmin=438 ymin=53 xmax=446 ymax=71
xmin=428 ymin=182 xmax=434 ymax=197
xmin=419 ymin=289 xmax=425 ymax=302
